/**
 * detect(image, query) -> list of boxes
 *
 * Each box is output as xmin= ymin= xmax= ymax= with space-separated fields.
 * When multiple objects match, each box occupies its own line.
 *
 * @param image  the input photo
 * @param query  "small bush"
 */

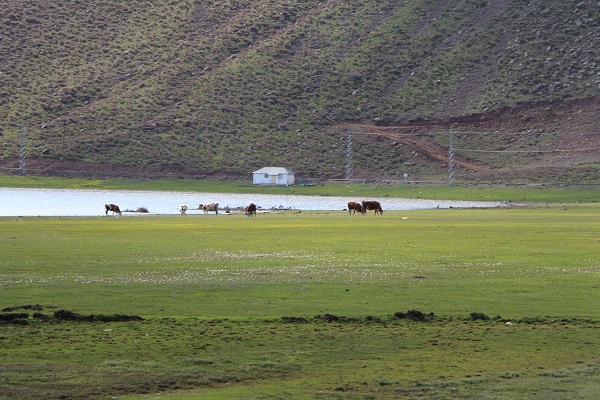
xmin=281 ymin=316 xmax=308 ymax=323
xmin=470 ymin=312 xmax=490 ymax=321
xmin=95 ymin=314 xmax=143 ymax=322
xmin=53 ymin=309 xmax=143 ymax=322
xmin=394 ymin=309 xmax=433 ymax=321
xmin=0 ymin=313 xmax=29 ymax=321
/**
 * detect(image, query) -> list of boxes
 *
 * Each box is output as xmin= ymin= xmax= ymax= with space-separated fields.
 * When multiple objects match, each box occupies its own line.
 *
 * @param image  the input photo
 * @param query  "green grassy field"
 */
xmin=1 ymin=204 xmax=599 ymax=399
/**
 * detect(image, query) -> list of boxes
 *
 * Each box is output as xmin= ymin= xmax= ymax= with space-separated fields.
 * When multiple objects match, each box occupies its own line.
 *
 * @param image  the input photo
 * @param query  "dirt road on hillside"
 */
xmin=336 ymin=122 xmax=490 ymax=171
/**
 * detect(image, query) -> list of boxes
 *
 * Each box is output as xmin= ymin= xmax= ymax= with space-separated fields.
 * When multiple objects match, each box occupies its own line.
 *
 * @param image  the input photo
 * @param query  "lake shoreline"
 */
xmin=1 ymin=187 xmax=505 ymax=217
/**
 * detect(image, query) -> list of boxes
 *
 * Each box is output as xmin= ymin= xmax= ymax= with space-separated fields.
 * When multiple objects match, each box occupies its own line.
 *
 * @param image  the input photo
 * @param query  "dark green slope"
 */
xmin=1 ymin=0 xmax=598 ymax=180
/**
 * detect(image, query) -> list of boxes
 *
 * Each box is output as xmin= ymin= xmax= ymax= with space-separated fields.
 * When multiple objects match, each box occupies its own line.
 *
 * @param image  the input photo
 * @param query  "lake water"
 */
xmin=0 ymin=188 xmax=503 ymax=216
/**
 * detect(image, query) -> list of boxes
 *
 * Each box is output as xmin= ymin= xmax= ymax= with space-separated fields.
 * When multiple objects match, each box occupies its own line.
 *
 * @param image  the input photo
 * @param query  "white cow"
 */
xmin=199 ymin=202 xmax=219 ymax=215
xmin=178 ymin=204 xmax=188 ymax=215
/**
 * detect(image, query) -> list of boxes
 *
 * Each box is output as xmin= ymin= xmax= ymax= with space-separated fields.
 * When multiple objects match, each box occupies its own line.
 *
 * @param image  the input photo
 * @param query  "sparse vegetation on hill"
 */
xmin=1 ymin=0 xmax=598 ymax=183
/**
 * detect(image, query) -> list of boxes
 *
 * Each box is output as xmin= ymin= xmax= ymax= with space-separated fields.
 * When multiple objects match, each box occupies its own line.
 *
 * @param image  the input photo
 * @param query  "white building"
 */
xmin=252 ymin=167 xmax=295 ymax=186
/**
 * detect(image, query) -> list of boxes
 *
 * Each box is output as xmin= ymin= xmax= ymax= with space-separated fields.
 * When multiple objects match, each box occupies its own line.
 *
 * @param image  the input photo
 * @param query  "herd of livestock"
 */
xmin=104 ymin=199 xmax=383 ymax=217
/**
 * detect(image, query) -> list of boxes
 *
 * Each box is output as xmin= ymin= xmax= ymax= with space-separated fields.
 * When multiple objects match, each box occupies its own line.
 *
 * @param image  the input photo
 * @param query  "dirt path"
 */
xmin=336 ymin=122 xmax=490 ymax=171
xmin=333 ymin=96 xmax=599 ymax=175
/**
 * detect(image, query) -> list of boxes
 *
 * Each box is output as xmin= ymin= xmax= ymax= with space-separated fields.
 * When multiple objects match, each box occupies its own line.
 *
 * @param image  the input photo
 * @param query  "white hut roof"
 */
xmin=253 ymin=167 xmax=294 ymax=175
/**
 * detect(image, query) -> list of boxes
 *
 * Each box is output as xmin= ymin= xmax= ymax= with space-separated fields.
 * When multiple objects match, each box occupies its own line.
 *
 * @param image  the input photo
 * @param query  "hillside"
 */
xmin=1 ymin=0 xmax=598 ymax=183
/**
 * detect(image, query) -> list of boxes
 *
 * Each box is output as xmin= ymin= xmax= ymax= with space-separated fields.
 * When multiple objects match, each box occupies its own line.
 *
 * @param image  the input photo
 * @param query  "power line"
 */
xmin=456 ymin=147 xmax=599 ymax=153
xmin=341 ymin=126 xmax=599 ymax=184
xmin=347 ymin=128 xmax=600 ymax=136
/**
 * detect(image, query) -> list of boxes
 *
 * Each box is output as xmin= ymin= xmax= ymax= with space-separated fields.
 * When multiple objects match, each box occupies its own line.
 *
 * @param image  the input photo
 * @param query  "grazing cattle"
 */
xmin=245 ymin=202 xmax=257 ymax=217
xmin=105 ymin=203 xmax=122 ymax=216
xmin=178 ymin=204 xmax=188 ymax=215
xmin=199 ymin=202 xmax=219 ymax=215
xmin=347 ymin=201 xmax=364 ymax=215
xmin=362 ymin=200 xmax=383 ymax=215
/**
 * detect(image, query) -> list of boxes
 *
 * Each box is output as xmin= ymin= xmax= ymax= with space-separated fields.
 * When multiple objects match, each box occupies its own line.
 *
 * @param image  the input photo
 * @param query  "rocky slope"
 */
xmin=1 ymin=0 xmax=598 ymax=183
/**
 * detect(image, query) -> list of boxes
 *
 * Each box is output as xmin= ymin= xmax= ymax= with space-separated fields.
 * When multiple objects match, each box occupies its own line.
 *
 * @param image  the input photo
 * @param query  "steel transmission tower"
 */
xmin=345 ymin=130 xmax=353 ymax=180
xmin=447 ymin=130 xmax=455 ymax=186
xmin=19 ymin=128 xmax=26 ymax=175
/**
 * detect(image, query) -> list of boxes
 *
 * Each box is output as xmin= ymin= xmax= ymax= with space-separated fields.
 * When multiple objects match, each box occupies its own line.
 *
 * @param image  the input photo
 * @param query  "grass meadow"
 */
xmin=1 ymin=185 xmax=599 ymax=398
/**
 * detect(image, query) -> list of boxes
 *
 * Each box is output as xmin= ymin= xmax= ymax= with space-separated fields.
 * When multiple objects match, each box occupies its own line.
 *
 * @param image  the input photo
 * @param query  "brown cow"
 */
xmin=105 ymin=203 xmax=122 ymax=216
xmin=362 ymin=200 xmax=383 ymax=215
xmin=245 ymin=202 xmax=257 ymax=217
xmin=347 ymin=201 xmax=364 ymax=215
